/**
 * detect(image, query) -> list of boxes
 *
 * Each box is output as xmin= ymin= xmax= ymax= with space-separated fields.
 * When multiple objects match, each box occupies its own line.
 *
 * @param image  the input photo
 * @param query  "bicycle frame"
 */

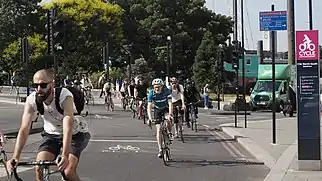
xmin=159 ymin=116 xmax=171 ymax=166
xmin=174 ymin=106 xmax=184 ymax=142
xmin=189 ymin=103 xmax=197 ymax=132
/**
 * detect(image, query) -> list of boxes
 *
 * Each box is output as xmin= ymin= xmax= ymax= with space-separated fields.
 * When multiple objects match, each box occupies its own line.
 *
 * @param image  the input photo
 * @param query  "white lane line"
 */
xmin=203 ymin=124 xmax=246 ymax=158
xmin=203 ymin=125 xmax=238 ymax=158
xmin=90 ymin=139 xmax=157 ymax=143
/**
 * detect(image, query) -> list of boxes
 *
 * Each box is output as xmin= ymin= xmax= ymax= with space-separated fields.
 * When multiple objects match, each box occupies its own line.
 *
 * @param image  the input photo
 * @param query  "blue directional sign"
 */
xmin=259 ymin=11 xmax=287 ymax=31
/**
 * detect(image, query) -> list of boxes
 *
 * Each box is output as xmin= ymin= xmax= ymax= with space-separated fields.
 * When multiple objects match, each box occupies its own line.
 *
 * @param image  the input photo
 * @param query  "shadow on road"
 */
xmin=168 ymin=158 xmax=264 ymax=168
xmin=183 ymin=133 xmax=235 ymax=144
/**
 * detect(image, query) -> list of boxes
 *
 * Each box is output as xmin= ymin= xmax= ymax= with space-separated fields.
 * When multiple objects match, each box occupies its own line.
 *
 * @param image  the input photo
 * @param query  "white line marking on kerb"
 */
xmin=203 ymin=124 xmax=246 ymax=158
xmin=90 ymin=139 xmax=157 ymax=143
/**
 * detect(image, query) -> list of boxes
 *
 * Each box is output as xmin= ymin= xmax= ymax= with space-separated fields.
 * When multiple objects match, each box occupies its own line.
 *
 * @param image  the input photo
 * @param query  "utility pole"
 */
xmin=308 ymin=0 xmax=313 ymax=30
xmin=287 ymin=0 xmax=295 ymax=65
xmin=241 ymin=0 xmax=247 ymax=128
xmin=233 ymin=0 xmax=239 ymax=127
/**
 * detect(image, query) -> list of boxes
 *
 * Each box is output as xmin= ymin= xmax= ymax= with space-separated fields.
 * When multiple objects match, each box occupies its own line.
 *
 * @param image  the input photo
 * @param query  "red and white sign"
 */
xmin=296 ymin=30 xmax=319 ymax=61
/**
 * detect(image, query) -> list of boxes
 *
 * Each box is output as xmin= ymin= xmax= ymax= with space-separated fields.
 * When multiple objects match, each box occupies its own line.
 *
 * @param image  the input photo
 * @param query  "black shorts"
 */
xmin=173 ymin=100 xmax=184 ymax=124
xmin=154 ymin=108 xmax=168 ymax=124
xmin=121 ymin=92 xmax=126 ymax=97
xmin=38 ymin=131 xmax=91 ymax=159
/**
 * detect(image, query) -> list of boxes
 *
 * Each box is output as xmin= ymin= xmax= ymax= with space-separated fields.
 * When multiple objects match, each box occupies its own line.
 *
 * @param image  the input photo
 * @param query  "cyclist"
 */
xmin=80 ymin=74 xmax=93 ymax=103
xmin=184 ymin=79 xmax=201 ymax=126
xmin=7 ymin=69 xmax=90 ymax=181
xmin=134 ymin=78 xmax=149 ymax=119
xmin=168 ymin=77 xmax=185 ymax=138
xmin=103 ymin=79 xmax=115 ymax=110
xmin=147 ymin=78 xmax=173 ymax=158
xmin=128 ymin=79 xmax=136 ymax=110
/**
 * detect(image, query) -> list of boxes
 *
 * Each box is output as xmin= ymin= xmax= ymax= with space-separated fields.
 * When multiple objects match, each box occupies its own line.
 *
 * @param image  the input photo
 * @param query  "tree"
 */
xmin=42 ymin=0 xmax=124 ymax=72
xmin=0 ymin=0 xmax=43 ymax=53
xmin=193 ymin=31 xmax=220 ymax=89
xmin=115 ymin=0 xmax=233 ymax=78
xmin=131 ymin=58 xmax=155 ymax=82
xmin=2 ymin=33 xmax=47 ymax=73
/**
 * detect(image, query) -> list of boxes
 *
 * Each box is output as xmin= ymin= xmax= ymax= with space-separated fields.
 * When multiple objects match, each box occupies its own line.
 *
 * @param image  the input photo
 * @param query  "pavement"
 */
xmin=219 ymin=114 xmax=322 ymax=181
xmin=0 ymin=88 xmax=271 ymax=180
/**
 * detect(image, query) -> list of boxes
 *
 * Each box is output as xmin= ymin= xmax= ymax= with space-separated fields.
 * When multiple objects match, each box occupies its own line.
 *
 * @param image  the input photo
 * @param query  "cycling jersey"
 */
xmin=147 ymin=87 xmax=172 ymax=110
xmin=136 ymin=83 xmax=149 ymax=99
xmin=128 ymin=84 xmax=135 ymax=96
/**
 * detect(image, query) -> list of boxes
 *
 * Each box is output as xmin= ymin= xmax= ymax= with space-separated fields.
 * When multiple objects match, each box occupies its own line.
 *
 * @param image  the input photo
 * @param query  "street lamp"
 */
xmin=166 ymin=36 xmax=171 ymax=86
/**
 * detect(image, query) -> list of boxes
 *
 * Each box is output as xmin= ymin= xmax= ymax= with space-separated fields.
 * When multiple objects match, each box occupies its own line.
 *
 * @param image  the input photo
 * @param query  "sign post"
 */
xmin=296 ymin=30 xmax=320 ymax=170
xmin=259 ymin=7 xmax=287 ymax=144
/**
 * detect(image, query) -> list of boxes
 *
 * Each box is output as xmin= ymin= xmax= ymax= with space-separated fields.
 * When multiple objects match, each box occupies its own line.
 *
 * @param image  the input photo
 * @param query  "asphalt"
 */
xmin=0 ymin=102 xmax=271 ymax=181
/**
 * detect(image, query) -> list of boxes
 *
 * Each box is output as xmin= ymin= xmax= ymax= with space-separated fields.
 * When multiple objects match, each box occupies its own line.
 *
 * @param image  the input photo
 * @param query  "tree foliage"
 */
xmin=0 ymin=0 xmax=234 ymax=83
xmin=193 ymin=31 xmax=220 ymax=89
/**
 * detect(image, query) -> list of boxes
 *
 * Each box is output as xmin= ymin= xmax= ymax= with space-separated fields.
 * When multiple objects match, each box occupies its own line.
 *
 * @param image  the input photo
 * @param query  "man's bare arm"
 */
xmin=12 ymin=103 xmax=34 ymax=160
xmin=61 ymin=96 xmax=74 ymax=157
xmin=147 ymin=102 xmax=153 ymax=120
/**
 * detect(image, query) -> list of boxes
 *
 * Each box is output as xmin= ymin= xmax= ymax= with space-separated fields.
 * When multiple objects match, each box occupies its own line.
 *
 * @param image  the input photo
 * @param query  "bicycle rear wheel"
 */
xmin=179 ymin=116 xmax=184 ymax=143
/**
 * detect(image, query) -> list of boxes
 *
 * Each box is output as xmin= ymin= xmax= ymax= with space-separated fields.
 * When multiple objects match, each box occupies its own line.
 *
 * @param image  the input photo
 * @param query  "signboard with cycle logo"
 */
xmin=296 ymin=30 xmax=319 ymax=61
xmin=296 ymin=30 xmax=321 ymax=161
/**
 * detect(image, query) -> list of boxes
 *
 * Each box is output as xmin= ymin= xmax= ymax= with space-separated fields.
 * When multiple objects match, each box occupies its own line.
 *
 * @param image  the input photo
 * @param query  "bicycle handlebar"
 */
xmin=11 ymin=156 xmax=67 ymax=181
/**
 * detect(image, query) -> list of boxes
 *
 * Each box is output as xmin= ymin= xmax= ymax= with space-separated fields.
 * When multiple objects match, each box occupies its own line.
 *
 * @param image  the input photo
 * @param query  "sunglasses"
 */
xmin=154 ymin=86 xmax=162 ymax=89
xmin=32 ymin=82 xmax=50 ymax=89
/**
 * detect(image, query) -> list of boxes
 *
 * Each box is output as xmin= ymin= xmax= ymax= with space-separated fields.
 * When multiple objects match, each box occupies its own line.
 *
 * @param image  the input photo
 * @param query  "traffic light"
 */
xmin=231 ymin=40 xmax=241 ymax=70
xmin=45 ymin=10 xmax=53 ymax=54
xmin=52 ymin=8 xmax=66 ymax=53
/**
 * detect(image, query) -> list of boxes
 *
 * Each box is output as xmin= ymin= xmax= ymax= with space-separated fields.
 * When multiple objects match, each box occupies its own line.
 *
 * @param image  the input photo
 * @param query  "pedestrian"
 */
xmin=203 ymin=84 xmax=210 ymax=109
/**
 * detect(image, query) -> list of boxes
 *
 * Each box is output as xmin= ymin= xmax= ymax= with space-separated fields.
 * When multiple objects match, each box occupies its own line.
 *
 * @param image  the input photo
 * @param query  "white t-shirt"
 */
xmin=26 ymin=88 xmax=88 ymax=135
xmin=103 ymin=82 xmax=114 ymax=92
xmin=168 ymin=84 xmax=184 ymax=103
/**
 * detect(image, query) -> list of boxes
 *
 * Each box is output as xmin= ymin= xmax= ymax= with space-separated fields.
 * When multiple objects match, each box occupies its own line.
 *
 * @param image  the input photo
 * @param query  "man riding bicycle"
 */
xmin=134 ymin=78 xmax=149 ymax=119
xmin=147 ymin=78 xmax=173 ymax=158
xmin=128 ymin=79 xmax=136 ymax=110
xmin=104 ymin=79 xmax=115 ymax=110
xmin=168 ymin=77 xmax=185 ymax=138
xmin=184 ymin=79 xmax=201 ymax=125
xmin=7 ymin=69 xmax=90 ymax=181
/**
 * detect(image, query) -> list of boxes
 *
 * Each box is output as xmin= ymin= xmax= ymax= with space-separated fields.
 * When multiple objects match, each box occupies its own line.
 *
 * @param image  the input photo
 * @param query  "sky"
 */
xmin=205 ymin=0 xmax=322 ymax=52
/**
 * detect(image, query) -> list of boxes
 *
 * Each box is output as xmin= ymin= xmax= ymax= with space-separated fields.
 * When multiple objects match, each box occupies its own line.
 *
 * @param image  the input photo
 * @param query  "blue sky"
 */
xmin=205 ymin=0 xmax=322 ymax=52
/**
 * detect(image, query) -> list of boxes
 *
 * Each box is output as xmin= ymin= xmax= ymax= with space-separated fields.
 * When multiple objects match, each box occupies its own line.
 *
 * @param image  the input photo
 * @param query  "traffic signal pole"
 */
xmin=233 ymin=0 xmax=238 ymax=128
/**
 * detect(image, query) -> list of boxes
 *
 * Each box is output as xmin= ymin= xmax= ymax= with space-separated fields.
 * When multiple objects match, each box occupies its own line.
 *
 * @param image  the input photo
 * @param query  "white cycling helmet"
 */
xmin=152 ymin=78 xmax=164 ymax=86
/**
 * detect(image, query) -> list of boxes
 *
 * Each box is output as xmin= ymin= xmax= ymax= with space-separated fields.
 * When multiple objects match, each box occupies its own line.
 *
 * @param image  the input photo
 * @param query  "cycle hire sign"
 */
xmin=296 ymin=30 xmax=319 ymax=61
xmin=296 ymin=30 xmax=321 ymax=162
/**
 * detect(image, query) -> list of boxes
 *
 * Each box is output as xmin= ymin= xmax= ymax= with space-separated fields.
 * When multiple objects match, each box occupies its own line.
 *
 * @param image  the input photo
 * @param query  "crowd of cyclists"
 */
xmin=60 ymin=73 xmax=202 ymax=159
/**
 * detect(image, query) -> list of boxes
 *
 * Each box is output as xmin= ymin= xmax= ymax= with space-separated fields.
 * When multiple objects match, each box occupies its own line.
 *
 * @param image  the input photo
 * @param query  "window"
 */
xmin=246 ymin=59 xmax=251 ymax=64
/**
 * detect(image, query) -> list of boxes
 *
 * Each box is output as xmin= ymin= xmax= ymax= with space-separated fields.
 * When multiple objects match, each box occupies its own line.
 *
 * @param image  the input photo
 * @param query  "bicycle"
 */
xmin=121 ymin=96 xmax=129 ymax=111
xmin=105 ymin=94 xmax=114 ymax=111
xmin=136 ymin=98 xmax=147 ymax=123
xmin=129 ymin=97 xmax=137 ymax=118
xmin=139 ymin=98 xmax=148 ymax=124
xmin=188 ymin=102 xmax=198 ymax=132
xmin=0 ymin=141 xmax=10 ymax=180
xmin=11 ymin=156 xmax=67 ymax=181
xmin=149 ymin=113 xmax=172 ymax=166
xmin=15 ymin=86 xmax=20 ymax=105
xmin=83 ymin=87 xmax=94 ymax=106
xmin=174 ymin=106 xmax=184 ymax=143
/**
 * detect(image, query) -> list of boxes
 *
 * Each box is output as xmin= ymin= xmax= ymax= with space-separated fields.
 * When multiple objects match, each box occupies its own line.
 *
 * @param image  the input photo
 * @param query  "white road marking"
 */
xmin=203 ymin=124 xmax=246 ymax=158
xmin=90 ymin=139 xmax=157 ymax=143
xmin=202 ymin=125 xmax=238 ymax=158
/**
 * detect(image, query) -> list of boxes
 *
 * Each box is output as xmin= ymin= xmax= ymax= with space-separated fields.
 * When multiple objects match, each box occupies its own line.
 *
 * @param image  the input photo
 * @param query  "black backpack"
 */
xmin=36 ymin=87 xmax=85 ymax=116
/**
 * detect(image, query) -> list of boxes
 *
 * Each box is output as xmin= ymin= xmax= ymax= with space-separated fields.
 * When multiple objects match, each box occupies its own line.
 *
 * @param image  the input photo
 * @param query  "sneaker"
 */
xmin=158 ymin=150 xmax=162 ymax=158
xmin=186 ymin=122 xmax=191 ymax=128
xmin=174 ymin=132 xmax=179 ymax=138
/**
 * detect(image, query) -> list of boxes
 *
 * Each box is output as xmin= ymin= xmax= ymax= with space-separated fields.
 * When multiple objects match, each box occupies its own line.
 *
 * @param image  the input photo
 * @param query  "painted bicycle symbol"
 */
xmin=299 ymin=34 xmax=316 ymax=52
xmin=102 ymin=145 xmax=141 ymax=153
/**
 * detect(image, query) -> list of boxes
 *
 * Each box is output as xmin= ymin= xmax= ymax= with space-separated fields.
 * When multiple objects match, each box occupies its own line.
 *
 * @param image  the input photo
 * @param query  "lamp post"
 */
xmin=166 ymin=36 xmax=171 ymax=86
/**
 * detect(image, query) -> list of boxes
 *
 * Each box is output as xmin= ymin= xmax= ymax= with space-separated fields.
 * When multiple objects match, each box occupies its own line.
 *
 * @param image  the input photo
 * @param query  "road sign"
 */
xmin=259 ymin=11 xmax=287 ymax=31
